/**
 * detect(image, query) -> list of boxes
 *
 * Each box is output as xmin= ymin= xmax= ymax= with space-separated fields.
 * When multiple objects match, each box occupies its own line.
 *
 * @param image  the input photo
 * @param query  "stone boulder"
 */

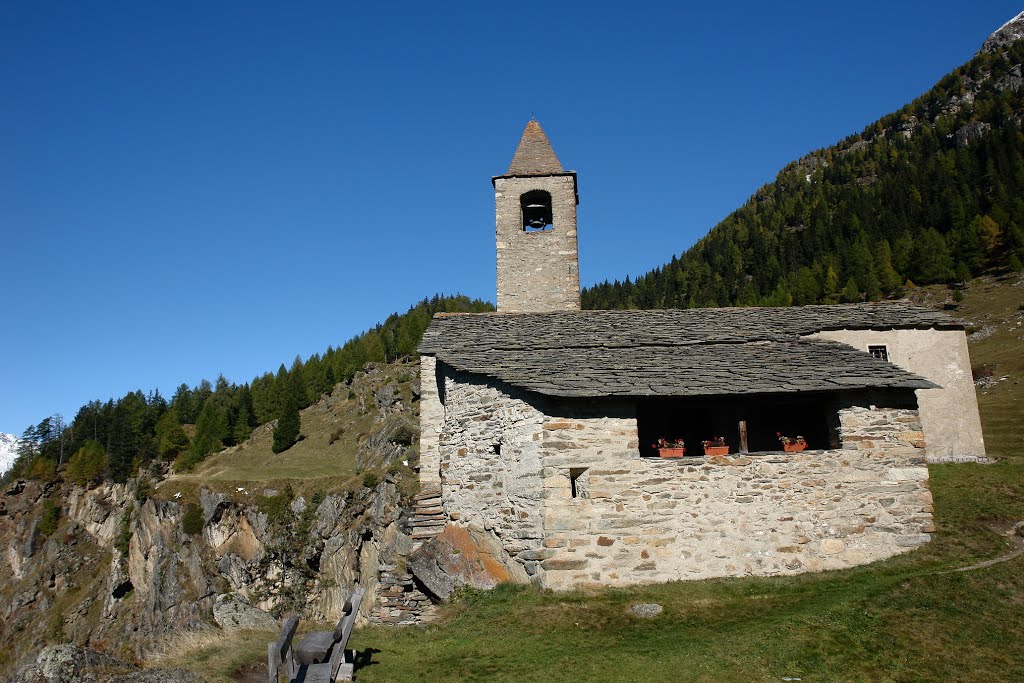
xmin=212 ymin=593 xmax=277 ymax=630
xmin=629 ymin=603 xmax=663 ymax=618
xmin=11 ymin=645 xmax=206 ymax=683
xmin=407 ymin=524 xmax=528 ymax=601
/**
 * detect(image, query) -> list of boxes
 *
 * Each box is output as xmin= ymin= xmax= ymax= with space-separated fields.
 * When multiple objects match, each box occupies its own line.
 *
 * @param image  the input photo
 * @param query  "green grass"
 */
xmin=150 ymin=628 xmax=278 ymax=683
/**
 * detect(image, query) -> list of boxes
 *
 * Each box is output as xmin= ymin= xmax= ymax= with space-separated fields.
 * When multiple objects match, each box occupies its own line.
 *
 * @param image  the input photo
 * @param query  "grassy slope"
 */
xmin=341 ymin=276 xmax=1023 ymax=683
xmin=156 ymin=361 xmax=418 ymax=502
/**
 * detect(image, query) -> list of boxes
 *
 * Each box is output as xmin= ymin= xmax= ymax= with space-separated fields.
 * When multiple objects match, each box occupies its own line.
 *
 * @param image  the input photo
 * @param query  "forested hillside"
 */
xmin=5 ymin=294 xmax=491 ymax=482
xmin=583 ymin=35 xmax=1024 ymax=309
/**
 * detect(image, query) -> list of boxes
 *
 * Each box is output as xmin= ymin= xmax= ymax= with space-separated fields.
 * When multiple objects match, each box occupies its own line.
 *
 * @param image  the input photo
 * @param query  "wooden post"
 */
xmin=738 ymin=420 xmax=748 ymax=454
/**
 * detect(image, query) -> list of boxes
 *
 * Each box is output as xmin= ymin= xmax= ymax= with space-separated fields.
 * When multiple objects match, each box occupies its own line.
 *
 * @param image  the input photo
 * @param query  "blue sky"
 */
xmin=1 ymin=1 xmax=1020 ymax=434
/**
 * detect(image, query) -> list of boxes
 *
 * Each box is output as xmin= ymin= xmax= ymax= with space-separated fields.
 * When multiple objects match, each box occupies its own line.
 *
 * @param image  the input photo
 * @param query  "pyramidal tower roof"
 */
xmin=506 ymin=120 xmax=564 ymax=175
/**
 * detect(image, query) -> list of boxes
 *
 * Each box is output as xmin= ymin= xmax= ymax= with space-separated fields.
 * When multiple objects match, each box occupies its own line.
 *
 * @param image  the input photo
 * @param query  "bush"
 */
xmin=115 ymin=507 xmax=133 ymax=556
xmin=182 ymin=504 xmax=204 ymax=535
xmin=66 ymin=441 xmax=107 ymax=487
xmin=172 ymin=450 xmax=203 ymax=473
xmin=972 ymin=364 xmax=995 ymax=381
xmin=47 ymin=612 xmax=66 ymax=644
xmin=37 ymin=498 xmax=60 ymax=537
xmin=258 ymin=491 xmax=293 ymax=525
xmin=135 ymin=476 xmax=153 ymax=502
xmin=388 ymin=421 xmax=415 ymax=447
xmin=29 ymin=458 xmax=57 ymax=481
xmin=362 ymin=472 xmax=379 ymax=489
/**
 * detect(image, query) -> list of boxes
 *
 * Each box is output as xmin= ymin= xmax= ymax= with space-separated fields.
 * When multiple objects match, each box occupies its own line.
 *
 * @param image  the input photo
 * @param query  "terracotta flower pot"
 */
xmin=783 ymin=442 xmax=807 ymax=453
xmin=704 ymin=446 xmax=730 ymax=456
xmin=657 ymin=448 xmax=686 ymax=458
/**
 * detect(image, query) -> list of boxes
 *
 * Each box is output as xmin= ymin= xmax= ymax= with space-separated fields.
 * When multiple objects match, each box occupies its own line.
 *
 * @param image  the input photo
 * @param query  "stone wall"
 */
xmin=370 ymin=562 xmax=437 ymax=625
xmin=494 ymin=174 xmax=580 ymax=313
xmin=418 ymin=355 xmax=444 ymax=487
xmin=429 ymin=366 xmax=935 ymax=589
xmin=806 ymin=327 xmax=985 ymax=459
xmin=436 ymin=371 xmax=547 ymax=570
xmin=537 ymin=403 xmax=933 ymax=588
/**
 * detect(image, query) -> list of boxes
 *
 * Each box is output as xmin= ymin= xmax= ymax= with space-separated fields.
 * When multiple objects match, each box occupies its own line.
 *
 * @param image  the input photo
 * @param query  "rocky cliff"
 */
xmin=0 ymin=362 xmax=436 ymax=677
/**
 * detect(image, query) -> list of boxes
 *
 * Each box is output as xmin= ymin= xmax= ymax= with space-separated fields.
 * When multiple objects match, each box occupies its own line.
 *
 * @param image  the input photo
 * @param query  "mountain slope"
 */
xmin=582 ymin=17 xmax=1024 ymax=310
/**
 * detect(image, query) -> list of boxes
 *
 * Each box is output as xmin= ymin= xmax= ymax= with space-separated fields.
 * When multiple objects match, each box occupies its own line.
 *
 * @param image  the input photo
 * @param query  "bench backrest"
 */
xmin=329 ymin=588 xmax=365 ymax=680
xmin=332 ymin=588 xmax=365 ymax=647
xmin=268 ymin=615 xmax=299 ymax=682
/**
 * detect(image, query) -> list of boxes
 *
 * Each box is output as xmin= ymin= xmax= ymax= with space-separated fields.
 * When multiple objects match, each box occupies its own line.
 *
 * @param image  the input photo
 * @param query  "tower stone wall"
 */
xmin=495 ymin=174 xmax=581 ymax=312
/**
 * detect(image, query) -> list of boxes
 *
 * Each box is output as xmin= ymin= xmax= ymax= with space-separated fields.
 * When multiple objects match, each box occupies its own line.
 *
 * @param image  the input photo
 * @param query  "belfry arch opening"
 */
xmin=521 ymin=190 xmax=554 ymax=232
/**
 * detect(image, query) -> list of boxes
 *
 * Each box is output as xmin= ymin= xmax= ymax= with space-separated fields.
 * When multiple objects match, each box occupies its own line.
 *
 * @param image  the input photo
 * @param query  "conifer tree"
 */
xmin=155 ymin=408 xmax=189 ymax=460
xmin=273 ymin=366 xmax=307 ymax=453
xmin=177 ymin=395 xmax=229 ymax=470
xmin=66 ymin=440 xmax=107 ymax=487
xmin=272 ymin=393 xmax=300 ymax=454
xmin=840 ymin=278 xmax=861 ymax=303
xmin=233 ymin=403 xmax=253 ymax=445
xmin=912 ymin=229 xmax=955 ymax=283
xmin=171 ymin=384 xmax=195 ymax=424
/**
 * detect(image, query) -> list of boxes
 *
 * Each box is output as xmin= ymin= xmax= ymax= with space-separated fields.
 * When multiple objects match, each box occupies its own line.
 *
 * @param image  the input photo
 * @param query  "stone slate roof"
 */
xmin=434 ymin=340 xmax=937 ymax=398
xmin=419 ymin=301 xmax=954 ymax=398
xmin=505 ymin=120 xmax=564 ymax=175
xmin=420 ymin=302 xmax=961 ymax=354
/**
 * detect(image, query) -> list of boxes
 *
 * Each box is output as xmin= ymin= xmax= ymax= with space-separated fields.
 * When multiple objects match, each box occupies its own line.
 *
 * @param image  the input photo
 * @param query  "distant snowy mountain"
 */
xmin=0 ymin=433 xmax=20 ymax=476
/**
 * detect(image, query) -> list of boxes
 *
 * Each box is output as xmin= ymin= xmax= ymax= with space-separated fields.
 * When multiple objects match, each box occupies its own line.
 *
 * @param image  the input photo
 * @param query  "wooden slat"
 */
xmin=303 ymin=663 xmax=332 ymax=683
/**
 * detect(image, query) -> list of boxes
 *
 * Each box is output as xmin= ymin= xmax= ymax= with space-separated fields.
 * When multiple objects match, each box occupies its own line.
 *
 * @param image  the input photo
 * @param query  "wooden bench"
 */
xmin=267 ymin=615 xmax=300 ymax=683
xmin=268 ymin=588 xmax=365 ymax=683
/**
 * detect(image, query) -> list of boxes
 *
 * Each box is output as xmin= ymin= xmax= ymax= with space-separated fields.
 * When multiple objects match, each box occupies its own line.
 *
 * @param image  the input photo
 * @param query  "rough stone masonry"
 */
xmin=427 ymin=367 xmax=933 ymax=588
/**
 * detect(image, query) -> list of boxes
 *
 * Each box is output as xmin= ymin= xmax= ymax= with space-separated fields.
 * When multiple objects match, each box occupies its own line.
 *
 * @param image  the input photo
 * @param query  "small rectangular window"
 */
xmin=569 ymin=468 xmax=589 ymax=499
xmin=868 ymin=345 xmax=889 ymax=362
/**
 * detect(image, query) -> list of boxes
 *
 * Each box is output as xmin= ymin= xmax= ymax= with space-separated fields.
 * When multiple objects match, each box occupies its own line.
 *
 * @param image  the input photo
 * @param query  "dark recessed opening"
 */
xmin=637 ymin=394 xmax=837 ymax=456
xmin=112 ymin=579 xmax=134 ymax=600
xmin=868 ymin=345 xmax=889 ymax=362
xmin=521 ymin=190 xmax=554 ymax=232
xmin=570 ymin=468 xmax=588 ymax=498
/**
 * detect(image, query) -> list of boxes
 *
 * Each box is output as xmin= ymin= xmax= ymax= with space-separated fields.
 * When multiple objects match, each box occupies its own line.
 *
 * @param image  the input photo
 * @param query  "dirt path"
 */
xmin=949 ymin=525 xmax=1024 ymax=573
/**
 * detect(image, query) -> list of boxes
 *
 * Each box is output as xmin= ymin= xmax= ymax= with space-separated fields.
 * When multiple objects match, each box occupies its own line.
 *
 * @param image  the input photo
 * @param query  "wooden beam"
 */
xmin=738 ymin=420 xmax=748 ymax=454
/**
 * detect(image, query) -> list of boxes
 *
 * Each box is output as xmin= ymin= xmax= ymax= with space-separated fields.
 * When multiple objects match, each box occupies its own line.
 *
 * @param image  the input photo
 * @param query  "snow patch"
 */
xmin=0 ymin=433 xmax=20 ymax=476
xmin=994 ymin=11 xmax=1024 ymax=35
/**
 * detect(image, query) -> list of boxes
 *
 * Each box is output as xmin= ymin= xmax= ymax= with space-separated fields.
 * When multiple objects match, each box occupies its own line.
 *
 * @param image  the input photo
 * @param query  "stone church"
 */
xmin=414 ymin=121 xmax=986 ymax=588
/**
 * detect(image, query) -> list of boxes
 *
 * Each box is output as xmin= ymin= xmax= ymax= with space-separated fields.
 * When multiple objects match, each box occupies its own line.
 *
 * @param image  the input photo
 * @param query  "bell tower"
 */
xmin=492 ymin=120 xmax=581 ymax=313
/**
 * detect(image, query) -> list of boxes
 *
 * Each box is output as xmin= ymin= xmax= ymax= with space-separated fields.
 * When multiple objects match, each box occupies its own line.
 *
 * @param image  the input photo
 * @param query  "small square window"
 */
xmin=868 ymin=345 xmax=889 ymax=362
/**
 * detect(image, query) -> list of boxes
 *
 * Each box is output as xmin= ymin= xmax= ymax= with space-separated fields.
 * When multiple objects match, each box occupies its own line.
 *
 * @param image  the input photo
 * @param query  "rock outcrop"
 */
xmin=0 ymin=473 xmax=434 ymax=674
xmin=408 ymin=524 xmax=529 ymax=601
xmin=0 ymin=361 xmax=442 ymax=676
xmin=9 ymin=645 xmax=205 ymax=683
